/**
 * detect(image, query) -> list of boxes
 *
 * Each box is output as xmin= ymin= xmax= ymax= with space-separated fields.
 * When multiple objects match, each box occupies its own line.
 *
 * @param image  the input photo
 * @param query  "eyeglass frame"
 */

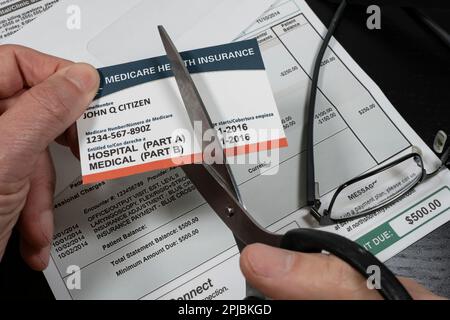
xmin=311 ymin=152 xmax=450 ymax=226
xmin=305 ymin=1 xmax=449 ymax=227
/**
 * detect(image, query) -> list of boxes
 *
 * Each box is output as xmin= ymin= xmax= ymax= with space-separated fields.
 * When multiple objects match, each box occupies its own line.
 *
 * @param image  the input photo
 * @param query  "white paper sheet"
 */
xmin=0 ymin=0 xmax=60 ymax=42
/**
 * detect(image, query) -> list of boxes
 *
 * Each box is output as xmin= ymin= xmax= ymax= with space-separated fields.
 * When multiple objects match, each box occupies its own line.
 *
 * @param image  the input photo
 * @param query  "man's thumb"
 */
xmin=0 ymin=63 xmax=99 ymax=167
xmin=240 ymin=243 xmax=380 ymax=300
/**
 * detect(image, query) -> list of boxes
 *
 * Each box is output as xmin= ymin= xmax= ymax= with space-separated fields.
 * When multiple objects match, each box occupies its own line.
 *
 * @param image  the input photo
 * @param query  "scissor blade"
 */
xmin=182 ymin=164 xmax=283 ymax=248
xmin=158 ymin=25 xmax=244 ymax=204
xmin=158 ymin=26 xmax=216 ymax=142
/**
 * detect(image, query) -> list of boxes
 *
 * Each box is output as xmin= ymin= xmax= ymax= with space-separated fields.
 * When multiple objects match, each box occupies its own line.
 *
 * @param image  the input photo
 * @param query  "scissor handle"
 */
xmin=280 ymin=229 xmax=413 ymax=300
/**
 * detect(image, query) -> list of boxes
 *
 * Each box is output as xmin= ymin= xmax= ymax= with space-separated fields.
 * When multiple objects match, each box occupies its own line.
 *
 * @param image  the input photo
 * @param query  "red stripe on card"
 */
xmin=83 ymin=138 xmax=288 ymax=184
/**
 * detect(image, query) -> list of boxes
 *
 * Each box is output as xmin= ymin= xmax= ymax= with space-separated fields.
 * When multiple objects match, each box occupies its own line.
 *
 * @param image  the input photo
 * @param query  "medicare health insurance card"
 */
xmin=77 ymin=39 xmax=287 ymax=184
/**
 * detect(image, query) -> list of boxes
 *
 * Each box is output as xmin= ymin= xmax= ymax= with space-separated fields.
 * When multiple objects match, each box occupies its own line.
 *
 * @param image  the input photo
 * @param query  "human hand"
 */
xmin=240 ymin=243 xmax=446 ymax=300
xmin=0 ymin=45 xmax=99 ymax=270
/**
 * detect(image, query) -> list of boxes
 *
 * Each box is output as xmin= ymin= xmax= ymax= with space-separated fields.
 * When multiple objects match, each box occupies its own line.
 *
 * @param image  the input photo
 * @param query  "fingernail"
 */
xmin=246 ymin=244 xmax=294 ymax=278
xmin=64 ymin=63 xmax=99 ymax=92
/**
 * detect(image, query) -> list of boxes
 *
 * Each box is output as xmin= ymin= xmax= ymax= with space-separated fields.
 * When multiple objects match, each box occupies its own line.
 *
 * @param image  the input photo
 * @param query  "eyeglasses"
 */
xmin=306 ymin=1 xmax=450 ymax=226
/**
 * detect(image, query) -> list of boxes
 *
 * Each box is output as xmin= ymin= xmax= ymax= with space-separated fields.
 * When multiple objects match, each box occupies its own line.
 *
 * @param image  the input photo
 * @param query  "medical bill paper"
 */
xmin=0 ymin=0 xmax=58 ymax=42
xmin=78 ymin=39 xmax=287 ymax=184
xmin=44 ymin=0 xmax=450 ymax=300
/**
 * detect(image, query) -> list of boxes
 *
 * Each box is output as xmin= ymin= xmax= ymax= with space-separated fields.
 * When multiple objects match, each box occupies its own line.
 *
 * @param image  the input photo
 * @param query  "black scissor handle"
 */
xmin=280 ymin=229 xmax=413 ymax=300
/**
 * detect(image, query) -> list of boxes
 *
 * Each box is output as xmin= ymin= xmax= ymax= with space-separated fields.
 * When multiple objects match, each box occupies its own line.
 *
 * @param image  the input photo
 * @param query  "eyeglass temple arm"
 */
xmin=307 ymin=0 xmax=348 ymax=219
xmin=441 ymin=146 xmax=450 ymax=167
xmin=426 ymin=141 xmax=450 ymax=178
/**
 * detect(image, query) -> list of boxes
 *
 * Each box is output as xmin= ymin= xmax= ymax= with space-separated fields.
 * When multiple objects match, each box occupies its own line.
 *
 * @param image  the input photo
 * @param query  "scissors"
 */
xmin=158 ymin=26 xmax=413 ymax=300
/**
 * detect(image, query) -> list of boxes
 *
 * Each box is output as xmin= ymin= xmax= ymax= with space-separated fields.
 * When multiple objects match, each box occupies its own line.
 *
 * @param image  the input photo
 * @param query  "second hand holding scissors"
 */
xmin=158 ymin=26 xmax=412 ymax=300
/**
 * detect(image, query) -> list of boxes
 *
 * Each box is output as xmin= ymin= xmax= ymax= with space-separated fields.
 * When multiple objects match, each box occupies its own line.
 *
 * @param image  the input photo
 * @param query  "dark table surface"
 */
xmin=0 ymin=1 xmax=449 ymax=300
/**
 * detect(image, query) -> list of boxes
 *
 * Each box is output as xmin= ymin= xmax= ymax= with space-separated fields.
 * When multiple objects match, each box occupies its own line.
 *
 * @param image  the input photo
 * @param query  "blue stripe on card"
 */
xmin=95 ymin=39 xmax=264 ymax=99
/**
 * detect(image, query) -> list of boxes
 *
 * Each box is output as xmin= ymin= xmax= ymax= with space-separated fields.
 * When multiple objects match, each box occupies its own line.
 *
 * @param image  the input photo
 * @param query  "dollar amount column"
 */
xmin=271 ymin=14 xmax=410 ymax=167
